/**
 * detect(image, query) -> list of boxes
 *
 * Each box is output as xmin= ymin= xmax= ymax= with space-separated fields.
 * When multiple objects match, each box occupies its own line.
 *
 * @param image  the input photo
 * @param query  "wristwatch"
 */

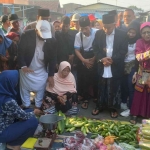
xmin=98 ymin=59 xmax=102 ymax=63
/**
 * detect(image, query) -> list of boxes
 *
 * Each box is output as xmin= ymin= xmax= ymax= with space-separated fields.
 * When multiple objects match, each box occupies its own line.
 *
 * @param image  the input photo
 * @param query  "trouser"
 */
xmin=77 ymin=63 xmax=98 ymax=100
xmin=121 ymin=67 xmax=135 ymax=109
xmin=20 ymin=86 xmax=45 ymax=108
xmin=97 ymin=77 xmax=121 ymax=111
xmin=71 ymin=66 xmax=77 ymax=83
xmin=0 ymin=110 xmax=38 ymax=146
xmin=16 ymin=72 xmax=22 ymax=106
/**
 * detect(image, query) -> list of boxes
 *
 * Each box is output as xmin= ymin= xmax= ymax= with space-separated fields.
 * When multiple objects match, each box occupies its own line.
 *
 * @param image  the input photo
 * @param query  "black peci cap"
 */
xmin=79 ymin=16 xmax=90 ymax=27
xmin=108 ymin=10 xmax=117 ymax=16
xmin=0 ymin=15 xmax=8 ymax=23
xmin=8 ymin=14 xmax=20 ymax=23
xmin=38 ymin=9 xmax=50 ymax=17
xmin=102 ymin=14 xmax=115 ymax=24
xmin=61 ymin=16 xmax=70 ymax=24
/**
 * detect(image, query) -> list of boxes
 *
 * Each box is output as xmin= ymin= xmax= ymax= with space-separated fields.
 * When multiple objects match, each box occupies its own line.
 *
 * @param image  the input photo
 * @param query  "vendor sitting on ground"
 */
xmin=0 ymin=70 xmax=42 ymax=150
xmin=41 ymin=61 xmax=78 ymax=115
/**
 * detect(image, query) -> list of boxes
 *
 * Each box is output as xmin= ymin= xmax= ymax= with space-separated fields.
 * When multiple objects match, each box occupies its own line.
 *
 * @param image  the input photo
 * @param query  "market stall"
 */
xmin=20 ymin=111 xmax=149 ymax=150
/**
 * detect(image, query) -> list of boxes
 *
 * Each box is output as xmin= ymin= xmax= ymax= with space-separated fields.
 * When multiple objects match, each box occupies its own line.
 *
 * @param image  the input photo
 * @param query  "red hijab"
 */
xmin=6 ymin=32 xmax=19 ymax=40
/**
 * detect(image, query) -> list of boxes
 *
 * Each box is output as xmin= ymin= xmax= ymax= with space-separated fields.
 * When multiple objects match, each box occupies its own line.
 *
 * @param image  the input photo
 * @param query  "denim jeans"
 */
xmin=121 ymin=67 xmax=135 ymax=109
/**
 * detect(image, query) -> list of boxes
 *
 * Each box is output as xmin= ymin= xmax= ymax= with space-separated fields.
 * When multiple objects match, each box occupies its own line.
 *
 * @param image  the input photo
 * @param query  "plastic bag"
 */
xmin=93 ymin=135 xmax=104 ymax=144
xmin=142 ymin=119 xmax=150 ymax=125
xmin=63 ymin=137 xmax=78 ymax=150
xmin=34 ymin=124 xmax=43 ymax=137
xmin=78 ymin=138 xmax=96 ymax=150
xmin=74 ymin=131 xmax=85 ymax=144
xmin=119 ymin=143 xmax=135 ymax=150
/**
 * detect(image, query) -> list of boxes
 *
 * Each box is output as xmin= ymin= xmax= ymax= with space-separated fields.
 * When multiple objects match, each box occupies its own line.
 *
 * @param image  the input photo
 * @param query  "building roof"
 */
xmin=76 ymin=2 xmax=127 ymax=10
xmin=144 ymin=10 xmax=150 ymax=13
xmin=74 ymin=9 xmax=123 ymax=14
xmin=63 ymin=3 xmax=83 ymax=6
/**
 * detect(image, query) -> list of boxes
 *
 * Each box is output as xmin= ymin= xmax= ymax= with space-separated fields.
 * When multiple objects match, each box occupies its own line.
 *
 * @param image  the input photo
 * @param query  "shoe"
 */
xmin=121 ymin=103 xmax=128 ymax=110
xmin=120 ymin=109 xmax=130 ymax=117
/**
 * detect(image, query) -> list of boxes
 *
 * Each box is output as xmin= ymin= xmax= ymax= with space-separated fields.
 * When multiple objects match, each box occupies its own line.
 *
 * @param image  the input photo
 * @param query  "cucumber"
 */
xmin=66 ymin=124 xmax=74 ymax=128
xmin=58 ymin=121 xmax=61 ymax=132
xmin=91 ymin=134 xmax=98 ymax=139
xmin=69 ymin=127 xmax=76 ymax=132
xmin=142 ymin=129 xmax=150 ymax=136
xmin=143 ymin=134 xmax=150 ymax=140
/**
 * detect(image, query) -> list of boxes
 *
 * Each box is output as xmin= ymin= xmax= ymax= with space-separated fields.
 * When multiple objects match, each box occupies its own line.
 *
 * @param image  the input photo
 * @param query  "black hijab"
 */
xmin=127 ymin=20 xmax=141 ymax=44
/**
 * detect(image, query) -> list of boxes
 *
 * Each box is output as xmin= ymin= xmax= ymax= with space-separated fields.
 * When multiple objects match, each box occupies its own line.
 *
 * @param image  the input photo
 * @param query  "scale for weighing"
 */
xmin=34 ymin=114 xmax=64 ymax=150
xmin=34 ymin=138 xmax=52 ymax=150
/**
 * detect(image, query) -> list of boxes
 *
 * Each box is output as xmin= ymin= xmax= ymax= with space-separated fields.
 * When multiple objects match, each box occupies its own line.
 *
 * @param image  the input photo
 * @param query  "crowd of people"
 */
xmin=0 ymin=8 xmax=150 ymax=150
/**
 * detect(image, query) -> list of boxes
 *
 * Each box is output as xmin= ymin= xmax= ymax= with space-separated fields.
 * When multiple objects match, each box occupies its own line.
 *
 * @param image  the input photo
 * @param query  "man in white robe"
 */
xmin=18 ymin=20 xmax=57 ymax=108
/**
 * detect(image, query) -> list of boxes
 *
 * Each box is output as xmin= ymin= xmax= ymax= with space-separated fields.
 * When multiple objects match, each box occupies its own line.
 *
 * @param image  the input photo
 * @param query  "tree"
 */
xmin=128 ymin=6 xmax=143 ymax=11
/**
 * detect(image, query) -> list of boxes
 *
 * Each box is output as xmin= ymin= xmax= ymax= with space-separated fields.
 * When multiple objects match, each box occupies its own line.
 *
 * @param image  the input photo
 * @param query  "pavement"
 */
xmin=76 ymin=100 xmax=131 ymax=122
xmin=30 ymin=92 xmax=142 ymax=123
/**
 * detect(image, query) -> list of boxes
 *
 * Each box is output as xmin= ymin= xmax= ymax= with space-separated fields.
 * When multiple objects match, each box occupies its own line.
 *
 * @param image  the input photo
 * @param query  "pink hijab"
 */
xmin=140 ymin=22 xmax=150 ymax=30
xmin=46 ymin=61 xmax=77 ymax=96
xmin=136 ymin=22 xmax=150 ymax=70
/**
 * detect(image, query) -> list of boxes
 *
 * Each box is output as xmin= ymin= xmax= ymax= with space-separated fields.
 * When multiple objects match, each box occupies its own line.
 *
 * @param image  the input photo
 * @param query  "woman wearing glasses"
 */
xmin=130 ymin=22 xmax=150 ymax=124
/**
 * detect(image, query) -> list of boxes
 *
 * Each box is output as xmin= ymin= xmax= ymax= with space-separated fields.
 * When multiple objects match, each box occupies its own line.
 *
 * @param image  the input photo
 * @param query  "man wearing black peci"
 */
xmin=92 ymin=14 xmax=128 ymax=118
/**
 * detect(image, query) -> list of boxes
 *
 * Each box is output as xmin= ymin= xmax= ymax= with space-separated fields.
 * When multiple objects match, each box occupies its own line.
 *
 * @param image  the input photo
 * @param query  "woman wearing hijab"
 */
xmin=120 ymin=21 xmax=141 ymax=117
xmin=6 ymin=32 xmax=20 ymax=70
xmin=130 ymin=22 xmax=150 ymax=124
xmin=0 ymin=70 xmax=41 ymax=150
xmin=94 ymin=20 xmax=103 ymax=30
xmin=0 ymin=29 xmax=12 ymax=71
xmin=41 ymin=61 xmax=78 ymax=115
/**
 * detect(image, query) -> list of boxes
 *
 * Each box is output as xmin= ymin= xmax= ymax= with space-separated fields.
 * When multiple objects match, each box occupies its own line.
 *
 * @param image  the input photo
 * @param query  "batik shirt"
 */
xmin=0 ymin=99 xmax=34 ymax=134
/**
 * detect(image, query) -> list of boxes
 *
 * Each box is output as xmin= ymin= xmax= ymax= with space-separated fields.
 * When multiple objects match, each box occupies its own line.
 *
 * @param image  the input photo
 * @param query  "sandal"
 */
xmin=92 ymin=107 xmax=103 ymax=116
xmin=81 ymin=100 xmax=89 ymax=109
xmin=130 ymin=116 xmax=137 ymax=124
xmin=110 ymin=111 xmax=118 ymax=118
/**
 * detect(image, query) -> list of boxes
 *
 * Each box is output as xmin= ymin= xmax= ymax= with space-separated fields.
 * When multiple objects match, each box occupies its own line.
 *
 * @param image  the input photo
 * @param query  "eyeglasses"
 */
xmin=142 ymin=31 xmax=150 ymax=35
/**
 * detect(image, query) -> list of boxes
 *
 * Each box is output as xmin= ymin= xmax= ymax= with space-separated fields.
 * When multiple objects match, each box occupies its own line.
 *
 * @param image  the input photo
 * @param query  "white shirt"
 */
xmin=102 ymin=30 xmax=115 ymax=78
xmin=74 ymin=28 xmax=98 ymax=51
xmin=124 ymin=43 xmax=136 ymax=62
xmin=20 ymin=36 xmax=48 ymax=91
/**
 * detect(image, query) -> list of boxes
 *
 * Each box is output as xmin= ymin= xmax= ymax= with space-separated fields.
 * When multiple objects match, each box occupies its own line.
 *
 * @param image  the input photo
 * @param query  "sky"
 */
xmin=59 ymin=0 xmax=150 ymax=11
